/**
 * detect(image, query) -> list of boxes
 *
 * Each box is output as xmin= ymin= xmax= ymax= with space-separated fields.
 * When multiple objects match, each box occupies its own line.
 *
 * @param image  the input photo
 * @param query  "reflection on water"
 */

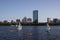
xmin=0 ymin=26 xmax=60 ymax=40
xmin=32 ymin=26 xmax=39 ymax=40
xmin=46 ymin=31 xmax=51 ymax=40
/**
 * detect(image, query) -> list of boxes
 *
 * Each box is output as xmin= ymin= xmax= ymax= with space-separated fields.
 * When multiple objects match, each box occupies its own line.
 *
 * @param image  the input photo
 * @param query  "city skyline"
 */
xmin=0 ymin=0 xmax=60 ymax=22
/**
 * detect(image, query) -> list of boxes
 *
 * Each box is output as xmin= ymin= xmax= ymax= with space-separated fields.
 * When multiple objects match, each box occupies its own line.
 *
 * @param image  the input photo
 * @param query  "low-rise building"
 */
xmin=22 ymin=17 xmax=27 ymax=23
xmin=47 ymin=18 xmax=51 ymax=23
xmin=16 ymin=19 xmax=20 ymax=23
xmin=27 ymin=18 xmax=32 ymax=23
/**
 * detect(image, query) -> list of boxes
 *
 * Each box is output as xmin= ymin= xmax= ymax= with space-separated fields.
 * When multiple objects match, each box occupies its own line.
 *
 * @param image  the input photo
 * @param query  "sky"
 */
xmin=0 ymin=0 xmax=60 ymax=22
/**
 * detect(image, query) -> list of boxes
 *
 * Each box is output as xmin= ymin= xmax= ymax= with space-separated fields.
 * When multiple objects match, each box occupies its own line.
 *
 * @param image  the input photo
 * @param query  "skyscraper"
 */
xmin=33 ymin=10 xmax=38 ymax=23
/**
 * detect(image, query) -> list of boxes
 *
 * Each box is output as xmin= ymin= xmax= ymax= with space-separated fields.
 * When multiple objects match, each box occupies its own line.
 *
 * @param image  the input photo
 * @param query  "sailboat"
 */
xmin=46 ymin=23 xmax=51 ymax=32
xmin=17 ymin=23 xmax=22 ymax=30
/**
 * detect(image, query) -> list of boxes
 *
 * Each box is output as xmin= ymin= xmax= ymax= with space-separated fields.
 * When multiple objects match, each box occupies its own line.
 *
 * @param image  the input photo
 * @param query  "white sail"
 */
xmin=17 ymin=23 xmax=22 ymax=30
xmin=47 ymin=23 xmax=50 ymax=31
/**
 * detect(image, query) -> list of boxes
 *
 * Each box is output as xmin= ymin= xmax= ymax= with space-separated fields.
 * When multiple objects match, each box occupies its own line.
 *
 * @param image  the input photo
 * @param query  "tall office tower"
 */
xmin=33 ymin=10 xmax=38 ymax=23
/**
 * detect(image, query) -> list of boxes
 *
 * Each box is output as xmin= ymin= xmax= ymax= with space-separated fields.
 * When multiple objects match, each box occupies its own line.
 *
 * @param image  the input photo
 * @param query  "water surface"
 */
xmin=0 ymin=26 xmax=60 ymax=40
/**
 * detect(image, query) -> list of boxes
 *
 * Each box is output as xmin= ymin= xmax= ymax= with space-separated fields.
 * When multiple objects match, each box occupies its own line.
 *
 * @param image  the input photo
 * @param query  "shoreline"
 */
xmin=0 ymin=23 xmax=60 ymax=26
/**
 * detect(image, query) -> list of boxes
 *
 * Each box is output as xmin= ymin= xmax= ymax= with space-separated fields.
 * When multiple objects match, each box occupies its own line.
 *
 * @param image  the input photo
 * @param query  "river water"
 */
xmin=0 ymin=26 xmax=60 ymax=40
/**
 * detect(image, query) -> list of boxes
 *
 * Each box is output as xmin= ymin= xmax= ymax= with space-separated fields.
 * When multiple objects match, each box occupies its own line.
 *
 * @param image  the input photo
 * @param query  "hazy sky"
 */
xmin=0 ymin=0 xmax=60 ymax=22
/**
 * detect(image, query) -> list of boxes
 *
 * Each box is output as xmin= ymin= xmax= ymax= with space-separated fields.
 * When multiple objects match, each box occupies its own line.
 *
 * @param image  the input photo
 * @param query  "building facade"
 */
xmin=33 ymin=10 xmax=38 ymax=23
xmin=22 ymin=17 xmax=27 ymax=23
xmin=16 ymin=19 xmax=20 ymax=23
xmin=27 ymin=18 xmax=32 ymax=23
xmin=47 ymin=18 xmax=51 ymax=23
xmin=53 ymin=18 xmax=58 ymax=23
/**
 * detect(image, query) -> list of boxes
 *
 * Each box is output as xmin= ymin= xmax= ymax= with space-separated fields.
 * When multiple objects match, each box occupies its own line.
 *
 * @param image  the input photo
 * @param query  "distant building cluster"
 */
xmin=53 ymin=18 xmax=60 ymax=23
xmin=0 ymin=10 xmax=38 ymax=23
xmin=22 ymin=17 xmax=32 ymax=23
xmin=0 ymin=10 xmax=60 ymax=24
xmin=47 ymin=18 xmax=60 ymax=23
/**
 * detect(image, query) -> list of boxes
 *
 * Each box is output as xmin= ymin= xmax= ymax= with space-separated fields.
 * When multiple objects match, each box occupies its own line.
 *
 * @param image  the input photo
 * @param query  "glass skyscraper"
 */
xmin=33 ymin=10 xmax=38 ymax=23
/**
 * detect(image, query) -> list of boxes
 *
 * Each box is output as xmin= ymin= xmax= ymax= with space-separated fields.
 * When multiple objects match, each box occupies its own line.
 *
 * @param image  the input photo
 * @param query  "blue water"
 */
xmin=0 ymin=26 xmax=60 ymax=40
